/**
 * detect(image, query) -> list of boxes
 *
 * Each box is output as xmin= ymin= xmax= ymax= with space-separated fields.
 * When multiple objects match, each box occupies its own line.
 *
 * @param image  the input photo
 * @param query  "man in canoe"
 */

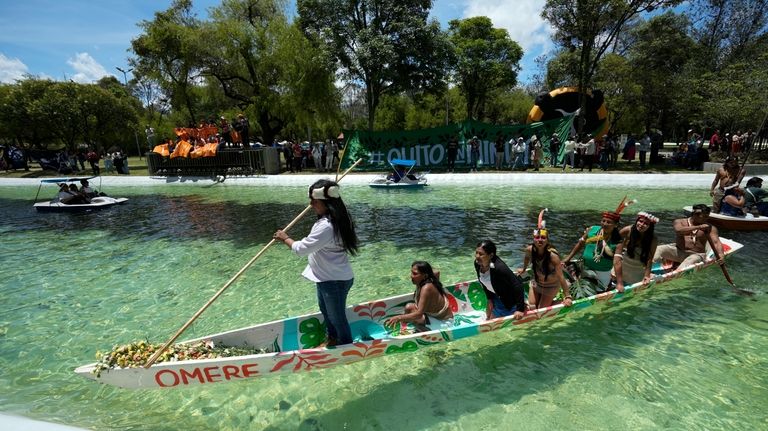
xmin=710 ymin=157 xmax=746 ymax=213
xmin=744 ymin=177 xmax=768 ymax=216
xmin=653 ymin=204 xmax=725 ymax=269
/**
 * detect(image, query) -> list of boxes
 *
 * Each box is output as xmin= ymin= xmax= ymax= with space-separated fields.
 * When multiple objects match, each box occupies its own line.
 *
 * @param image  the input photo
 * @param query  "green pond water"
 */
xmin=0 ymin=183 xmax=766 ymax=430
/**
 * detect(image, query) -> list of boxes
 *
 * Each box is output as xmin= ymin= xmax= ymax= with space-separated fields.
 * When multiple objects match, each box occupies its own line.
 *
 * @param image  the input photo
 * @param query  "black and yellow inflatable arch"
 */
xmin=527 ymin=86 xmax=609 ymax=137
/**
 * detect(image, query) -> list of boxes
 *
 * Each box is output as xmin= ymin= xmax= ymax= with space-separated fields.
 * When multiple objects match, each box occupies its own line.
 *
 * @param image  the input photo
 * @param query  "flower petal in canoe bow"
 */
xmin=478 ymin=319 xmax=512 ymax=333
xmin=341 ymin=339 xmax=387 ymax=358
xmin=270 ymin=351 xmax=339 ymax=373
xmin=353 ymin=301 xmax=388 ymax=319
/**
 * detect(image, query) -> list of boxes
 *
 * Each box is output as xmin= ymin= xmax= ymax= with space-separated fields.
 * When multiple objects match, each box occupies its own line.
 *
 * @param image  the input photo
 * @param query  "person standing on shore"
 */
xmin=469 ymin=136 xmax=480 ymax=172
xmin=446 ymin=136 xmax=459 ymax=172
xmin=494 ymin=136 xmax=505 ymax=170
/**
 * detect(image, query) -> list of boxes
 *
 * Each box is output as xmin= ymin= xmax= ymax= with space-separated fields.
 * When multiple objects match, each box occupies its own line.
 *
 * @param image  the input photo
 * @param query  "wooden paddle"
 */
xmin=144 ymin=158 xmax=363 ymax=367
xmin=705 ymin=233 xmax=753 ymax=296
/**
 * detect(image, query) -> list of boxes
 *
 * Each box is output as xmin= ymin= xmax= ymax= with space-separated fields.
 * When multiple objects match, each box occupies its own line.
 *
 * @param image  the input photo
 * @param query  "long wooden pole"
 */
xmin=145 ymin=158 xmax=363 ymax=367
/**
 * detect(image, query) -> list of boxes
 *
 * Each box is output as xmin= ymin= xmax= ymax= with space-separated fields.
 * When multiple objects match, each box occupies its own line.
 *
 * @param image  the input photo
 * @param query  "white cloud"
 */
xmin=67 ymin=52 xmax=109 ymax=83
xmin=0 ymin=53 xmax=29 ymax=83
xmin=461 ymin=0 xmax=554 ymax=55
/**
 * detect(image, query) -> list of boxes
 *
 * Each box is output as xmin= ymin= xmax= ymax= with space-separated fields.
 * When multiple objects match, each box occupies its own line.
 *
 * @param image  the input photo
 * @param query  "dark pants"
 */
xmin=639 ymin=151 xmax=647 ymax=169
xmin=89 ymin=160 xmax=100 ymax=176
xmin=316 ymin=279 xmax=354 ymax=345
xmin=446 ymin=151 xmax=457 ymax=171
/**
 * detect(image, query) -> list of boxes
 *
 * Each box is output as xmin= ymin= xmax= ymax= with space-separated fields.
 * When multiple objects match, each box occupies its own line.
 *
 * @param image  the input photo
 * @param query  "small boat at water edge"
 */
xmin=74 ymin=238 xmax=742 ymax=389
xmin=369 ymin=158 xmax=428 ymax=189
xmin=34 ymin=196 xmax=129 ymax=212
xmin=683 ymin=205 xmax=768 ymax=231
xmin=33 ymin=176 xmax=128 ymax=213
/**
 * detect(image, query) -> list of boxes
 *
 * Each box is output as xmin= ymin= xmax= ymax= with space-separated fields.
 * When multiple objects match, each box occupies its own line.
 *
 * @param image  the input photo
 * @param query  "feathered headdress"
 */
xmin=636 ymin=211 xmax=659 ymax=224
xmin=602 ymin=196 xmax=636 ymax=221
xmin=533 ymin=208 xmax=549 ymax=237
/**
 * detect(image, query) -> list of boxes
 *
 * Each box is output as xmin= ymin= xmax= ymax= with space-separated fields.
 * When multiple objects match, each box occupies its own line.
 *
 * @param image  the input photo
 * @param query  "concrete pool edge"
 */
xmin=5 ymin=172 xmax=764 ymax=188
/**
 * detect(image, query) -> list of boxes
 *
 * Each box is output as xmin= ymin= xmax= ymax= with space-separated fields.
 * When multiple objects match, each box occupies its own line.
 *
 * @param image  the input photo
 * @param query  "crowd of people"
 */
xmin=438 ymin=128 xmax=763 ymax=173
xmin=280 ymin=140 xmax=340 ymax=173
xmin=41 ymin=147 xmax=128 ymax=176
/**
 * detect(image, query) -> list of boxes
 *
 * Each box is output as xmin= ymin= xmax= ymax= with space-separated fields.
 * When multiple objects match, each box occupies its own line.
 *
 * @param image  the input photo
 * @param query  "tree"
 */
xmin=447 ymin=16 xmax=523 ymax=120
xmin=298 ymin=0 xmax=452 ymax=130
xmin=0 ymin=79 xmax=138 ymax=152
xmin=592 ymin=53 xmax=643 ymax=134
xmin=198 ymin=0 xmax=341 ymax=146
xmin=542 ymin=0 xmax=681 ymax=132
xmin=627 ymin=12 xmax=696 ymax=136
xmin=690 ymin=0 xmax=768 ymax=70
xmin=130 ymin=0 xmax=203 ymax=124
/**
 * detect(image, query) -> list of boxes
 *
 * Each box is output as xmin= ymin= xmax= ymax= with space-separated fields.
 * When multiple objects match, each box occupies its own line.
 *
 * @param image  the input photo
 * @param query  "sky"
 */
xmin=0 ymin=0 xmax=553 ymax=85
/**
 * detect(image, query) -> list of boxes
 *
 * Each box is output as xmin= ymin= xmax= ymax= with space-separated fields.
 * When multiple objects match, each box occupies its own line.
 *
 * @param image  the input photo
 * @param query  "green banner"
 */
xmin=340 ymin=116 xmax=576 ymax=170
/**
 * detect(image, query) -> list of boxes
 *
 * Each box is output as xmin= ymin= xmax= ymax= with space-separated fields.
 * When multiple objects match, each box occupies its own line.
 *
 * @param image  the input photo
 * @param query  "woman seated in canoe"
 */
xmin=719 ymin=184 xmax=746 ymax=217
xmin=517 ymin=209 xmax=572 ymax=309
xmin=563 ymin=197 xmax=633 ymax=295
xmin=474 ymin=240 xmax=527 ymax=320
xmin=611 ymin=211 xmax=659 ymax=292
xmin=384 ymin=261 xmax=453 ymax=332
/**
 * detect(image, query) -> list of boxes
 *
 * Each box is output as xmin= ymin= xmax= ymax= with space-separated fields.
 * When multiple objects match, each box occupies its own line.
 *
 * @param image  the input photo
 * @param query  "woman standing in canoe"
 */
xmin=273 ymin=179 xmax=359 ymax=346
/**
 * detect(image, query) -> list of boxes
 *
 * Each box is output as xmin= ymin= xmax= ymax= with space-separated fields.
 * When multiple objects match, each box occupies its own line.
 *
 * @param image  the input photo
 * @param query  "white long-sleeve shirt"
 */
xmin=291 ymin=216 xmax=353 ymax=282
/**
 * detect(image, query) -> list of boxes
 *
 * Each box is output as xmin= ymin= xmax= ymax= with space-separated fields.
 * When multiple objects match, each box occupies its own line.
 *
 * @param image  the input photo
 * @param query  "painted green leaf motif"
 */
xmin=445 ymin=284 xmax=467 ymax=302
xmin=453 ymin=315 xmax=475 ymax=326
xmin=467 ymin=283 xmax=487 ymax=310
xmin=385 ymin=341 xmax=419 ymax=354
xmin=299 ymin=317 xmax=326 ymax=348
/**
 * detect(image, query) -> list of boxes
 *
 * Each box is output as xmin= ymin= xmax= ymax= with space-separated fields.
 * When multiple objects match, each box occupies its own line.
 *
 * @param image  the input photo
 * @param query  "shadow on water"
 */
xmin=288 ymin=281 xmax=757 ymax=431
xmin=0 ymin=195 xmax=586 ymax=251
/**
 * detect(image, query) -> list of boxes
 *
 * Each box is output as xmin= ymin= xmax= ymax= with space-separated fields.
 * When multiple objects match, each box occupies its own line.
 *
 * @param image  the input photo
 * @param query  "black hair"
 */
xmin=530 ymin=241 xmax=557 ymax=280
xmin=476 ymin=240 xmax=497 ymax=256
xmin=746 ymin=177 xmax=763 ymax=188
xmin=609 ymin=226 xmax=622 ymax=243
xmin=411 ymin=261 xmax=445 ymax=295
xmin=626 ymin=222 xmax=655 ymax=263
xmin=691 ymin=203 xmax=711 ymax=213
xmin=309 ymin=179 xmax=359 ymax=255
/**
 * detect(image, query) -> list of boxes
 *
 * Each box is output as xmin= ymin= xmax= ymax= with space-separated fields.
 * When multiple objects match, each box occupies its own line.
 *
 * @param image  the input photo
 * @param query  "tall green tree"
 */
xmin=447 ymin=16 xmax=523 ymax=121
xmin=130 ymin=0 xmax=203 ymax=124
xmin=690 ymin=0 xmax=768 ymax=70
xmin=592 ymin=53 xmax=643 ymax=133
xmin=627 ymin=12 xmax=696 ymax=135
xmin=0 ymin=79 xmax=138 ymax=152
xmin=542 ymin=0 xmax=681 ymax=131
xmin=199 ymin=0 xmax=341 ymax=145
xmin=297 ymin=0 xmax=452 ymax=130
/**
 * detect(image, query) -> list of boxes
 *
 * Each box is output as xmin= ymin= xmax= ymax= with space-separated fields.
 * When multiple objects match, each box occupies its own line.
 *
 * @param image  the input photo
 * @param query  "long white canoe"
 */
xmin=75 ymin=238 xmax=743 ymax=389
